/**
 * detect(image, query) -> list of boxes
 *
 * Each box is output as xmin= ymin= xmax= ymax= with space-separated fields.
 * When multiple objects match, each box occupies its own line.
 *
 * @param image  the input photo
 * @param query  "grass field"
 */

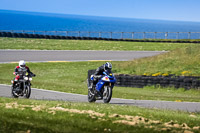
xmin=0 ymin=37 xmax=198 ymax=51
xmin=1 ymin=97 xmax=200 ymax=133
xmin=1 ymin=37 xmax=200 ymax=132
xmin=1 ymin=37 xmax=200 ymax=102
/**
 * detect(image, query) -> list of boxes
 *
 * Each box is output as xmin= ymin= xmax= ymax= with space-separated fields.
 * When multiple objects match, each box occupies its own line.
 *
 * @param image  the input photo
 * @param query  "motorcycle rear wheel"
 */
xmin=11 ymin=86 xmax=19 ymax=98
xmin=88 ymin=87 xmax=96 ymax=102
xmin=103 ymin=86 xmax=112 ymax=103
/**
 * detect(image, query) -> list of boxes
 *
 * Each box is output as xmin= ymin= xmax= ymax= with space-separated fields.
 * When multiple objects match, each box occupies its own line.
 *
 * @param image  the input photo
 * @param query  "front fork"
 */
xmin=23 ymin=81 xmax=30 ymax=92
xmin=103 ymin=83 xmax=114 ymax=95
xmin=18 ymin=81 xmax=25 ymax=93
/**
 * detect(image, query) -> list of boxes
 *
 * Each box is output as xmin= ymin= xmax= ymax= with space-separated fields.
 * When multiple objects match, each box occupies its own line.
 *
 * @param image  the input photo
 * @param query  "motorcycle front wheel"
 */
xmin=103 ymin=86 xmax=112 ymax=103
xmin=24 ymin=85 xmax=31 ymax=98
xmin=88 ymin=86 xmax=96 ymax=102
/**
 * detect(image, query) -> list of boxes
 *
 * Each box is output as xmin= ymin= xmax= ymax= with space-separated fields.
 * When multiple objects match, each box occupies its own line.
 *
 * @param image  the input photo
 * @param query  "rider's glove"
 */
xmin=13 ymin=72 xmax=18 ymax=75
xmin=94 ymin=75 xmax=102 ymax=79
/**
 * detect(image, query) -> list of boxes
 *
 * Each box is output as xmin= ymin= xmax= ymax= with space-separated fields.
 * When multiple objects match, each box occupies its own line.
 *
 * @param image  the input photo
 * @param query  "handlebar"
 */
xmin=103 ymin=71 xmax=112 ymax=76
xmin=28 ymin=73 xmax=36 ymax=77
xmin=15 ymin=73 xmax=36 ymax=77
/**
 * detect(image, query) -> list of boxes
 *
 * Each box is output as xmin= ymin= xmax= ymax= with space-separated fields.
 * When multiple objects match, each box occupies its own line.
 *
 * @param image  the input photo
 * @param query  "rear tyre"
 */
xmin=11 ymin=86 xmax=19 ymax=98
xmin=103 ymin=86 xmax=112 ymax=103
xmin=88 ymin=86 xmax=96 ymax=102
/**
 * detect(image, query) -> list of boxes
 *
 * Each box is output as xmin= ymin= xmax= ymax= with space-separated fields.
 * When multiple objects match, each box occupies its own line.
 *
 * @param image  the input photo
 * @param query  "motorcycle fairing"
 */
xmin=96 ymin=80 xmax=105 ymax=91
xmin=96 ymin=77 xmax=116 ymax=92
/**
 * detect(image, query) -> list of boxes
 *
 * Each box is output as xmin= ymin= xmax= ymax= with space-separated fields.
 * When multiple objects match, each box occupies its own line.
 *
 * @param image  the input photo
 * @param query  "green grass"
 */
xmin=1 ymin=61 xmax=200 ymax=102
xmin=1 ymin=36 xmax=200 ymax=132
xmin=0 ymin=97 xmax=200 ymax=133
xmin=0 ymin=37 xmax=198 ymax=51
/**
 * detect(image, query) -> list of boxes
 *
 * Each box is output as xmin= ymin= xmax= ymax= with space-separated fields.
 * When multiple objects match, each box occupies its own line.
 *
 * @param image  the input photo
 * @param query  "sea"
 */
xmin=0 ymin=9 xmax=200 ymax=39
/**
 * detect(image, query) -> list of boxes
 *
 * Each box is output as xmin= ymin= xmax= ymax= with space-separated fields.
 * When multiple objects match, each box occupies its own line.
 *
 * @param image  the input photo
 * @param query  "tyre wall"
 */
xmin=88 ymin=69 xmax=96 ymax=87
xmin=88 ymin=70 xmax=200 ymax=89
xmin=115 ymin=74 xmax=200 ymax=89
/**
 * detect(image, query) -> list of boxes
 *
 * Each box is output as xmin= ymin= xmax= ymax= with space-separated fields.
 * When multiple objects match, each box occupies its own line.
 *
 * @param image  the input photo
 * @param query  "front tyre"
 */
xmin=103 ymin=86 xmax=112 ymax=103
xmin=88 ymin=87 xmax=96 ymax=103
xmin=24 ymin=85 xmax=31 ymax=98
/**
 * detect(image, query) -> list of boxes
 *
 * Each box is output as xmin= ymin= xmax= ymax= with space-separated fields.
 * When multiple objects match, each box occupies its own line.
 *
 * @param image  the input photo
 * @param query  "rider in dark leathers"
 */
xmin=12 ymin=60 xmax=35 ymax=87
xmin=89 ymin=62 xmax=112 ymax=89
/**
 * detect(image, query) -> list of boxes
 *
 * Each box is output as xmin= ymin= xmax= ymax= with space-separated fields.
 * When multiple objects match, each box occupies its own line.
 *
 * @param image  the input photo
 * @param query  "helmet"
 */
xmin=19 ymin=60 xmax=26 ymax=68
xmin=104 ymin=62 xmax=112 ymax=71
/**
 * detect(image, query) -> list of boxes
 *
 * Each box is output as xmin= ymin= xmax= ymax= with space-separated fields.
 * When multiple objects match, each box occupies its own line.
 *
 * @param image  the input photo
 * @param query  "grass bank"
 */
xmin=115 ymin=45 xmax=200 ymax=76
xmin=0 ymin=37 xmax=198 ymax=51
xmin=0 ymin=97 xmax=200 ymax=133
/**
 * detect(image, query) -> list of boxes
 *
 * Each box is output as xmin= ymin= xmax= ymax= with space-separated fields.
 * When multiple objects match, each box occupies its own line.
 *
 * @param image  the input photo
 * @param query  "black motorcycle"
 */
xmin=11 ymin=73 xmax=35 ymax=98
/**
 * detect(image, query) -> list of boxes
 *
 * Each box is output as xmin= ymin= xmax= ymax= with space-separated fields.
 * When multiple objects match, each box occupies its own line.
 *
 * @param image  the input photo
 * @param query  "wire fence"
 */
xmin=1 ymin=30 xmax=200 ymax=39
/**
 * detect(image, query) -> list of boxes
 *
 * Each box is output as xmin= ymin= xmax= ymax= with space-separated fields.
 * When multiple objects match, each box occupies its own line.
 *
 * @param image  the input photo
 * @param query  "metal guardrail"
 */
xmin=1 ymin=30 xmax=200 ymax=39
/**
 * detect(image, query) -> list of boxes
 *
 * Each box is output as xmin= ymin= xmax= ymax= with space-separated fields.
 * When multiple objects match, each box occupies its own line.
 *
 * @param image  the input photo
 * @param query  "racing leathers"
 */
xmin=91 ymin=64 xmax=112 ymax=88
xmin=12 ymin=66 xmax=35 ymax=86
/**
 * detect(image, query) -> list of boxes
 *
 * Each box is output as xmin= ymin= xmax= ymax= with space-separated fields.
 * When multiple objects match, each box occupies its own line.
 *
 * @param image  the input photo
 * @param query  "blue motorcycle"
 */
xmin=88 ymin=71 xmax=116 ymax=103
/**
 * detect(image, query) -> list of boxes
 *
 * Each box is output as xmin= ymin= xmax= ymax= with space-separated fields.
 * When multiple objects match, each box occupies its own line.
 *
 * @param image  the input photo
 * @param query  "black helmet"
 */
xmin=104 ymin=62 xmax=112 ymax=71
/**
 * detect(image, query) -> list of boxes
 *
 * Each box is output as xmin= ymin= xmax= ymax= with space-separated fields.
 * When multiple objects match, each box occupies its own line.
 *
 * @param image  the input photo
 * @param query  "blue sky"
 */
xmin=0 ymin=0 xmax=200 ymax=22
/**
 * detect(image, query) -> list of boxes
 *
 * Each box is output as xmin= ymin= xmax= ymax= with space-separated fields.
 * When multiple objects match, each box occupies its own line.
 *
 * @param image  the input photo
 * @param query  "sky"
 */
xmin=0 ymin=0 xmax=200 ymax=22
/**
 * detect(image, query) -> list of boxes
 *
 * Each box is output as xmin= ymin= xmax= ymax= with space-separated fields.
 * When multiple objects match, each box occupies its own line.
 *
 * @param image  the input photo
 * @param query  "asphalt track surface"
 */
xmin=1 ymin=84 xmax=200 ymax=112
xmin=1 ymin=50 xmax=200 ymax=112
xmin=0 ymin=50 xmax=166 ymax=63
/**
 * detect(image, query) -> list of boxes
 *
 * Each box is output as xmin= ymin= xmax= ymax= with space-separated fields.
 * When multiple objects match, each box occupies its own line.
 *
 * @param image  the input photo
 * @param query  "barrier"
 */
xmin=88 ymin=70 xmax=200 ymax=89
xmin=115 ymin=74 xmax=200 ymax=90
xmin=0 ymin=31 xmax=200 ymax=43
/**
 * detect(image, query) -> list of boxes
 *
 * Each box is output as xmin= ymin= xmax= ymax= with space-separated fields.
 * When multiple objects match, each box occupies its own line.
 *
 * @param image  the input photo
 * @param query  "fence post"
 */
xmin=188 ymin=32 xmax=191 ymax=39
xmin=121 ymin=32 xmax=123 ymax=39
xmin=88 ymin=32 xmax=90 ymax=37
xmin=143 ymin=32 xmax=145 ymax=39
xmin=78 ymin=31 xmax=80 ymax=37
xmin=110 ymin=32 xmax=112 ymax=38
xmin=176 ymin=32 xmax=179 ymax=39
xmin=132 ymin=32 xmax=134 ymax=39
xmin=99 ymin=32 xmax=101 ymax=38
xmin=199 ymin=32 xmax=200 ymax=39
xmin=165 ymin=32 xmax=168 ymax=39
xmin=154 ymin=32 xmax=157 ymax=39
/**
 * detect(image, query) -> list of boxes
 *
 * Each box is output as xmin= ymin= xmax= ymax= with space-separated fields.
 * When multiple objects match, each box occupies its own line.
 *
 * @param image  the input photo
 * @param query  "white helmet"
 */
xmin=19 ymin=60 xmax=26 ymax=68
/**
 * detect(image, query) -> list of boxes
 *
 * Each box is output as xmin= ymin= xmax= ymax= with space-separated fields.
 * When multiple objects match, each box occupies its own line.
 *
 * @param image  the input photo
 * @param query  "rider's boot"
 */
xmin=96 ymin=91 xmax=103 ymax=99
xmin=11 ymin=80 xmax=15 ymax=87
xmin=88 ymin=82 xmax=94 ymax=90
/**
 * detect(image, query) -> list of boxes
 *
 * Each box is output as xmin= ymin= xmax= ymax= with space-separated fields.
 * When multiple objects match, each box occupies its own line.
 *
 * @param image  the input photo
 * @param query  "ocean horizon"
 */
xmin=0 ymin=9 xmax=200 ymax=39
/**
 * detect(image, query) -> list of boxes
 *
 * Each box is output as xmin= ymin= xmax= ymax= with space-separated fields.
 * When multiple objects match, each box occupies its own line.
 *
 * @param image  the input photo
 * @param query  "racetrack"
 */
xmin=1 ymin=49 xmax=200 ymax=112
xmin=0 ymin=50 xmax=166 ymax=63
xmin=1 ymin=84 xmax=200 ymax=112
